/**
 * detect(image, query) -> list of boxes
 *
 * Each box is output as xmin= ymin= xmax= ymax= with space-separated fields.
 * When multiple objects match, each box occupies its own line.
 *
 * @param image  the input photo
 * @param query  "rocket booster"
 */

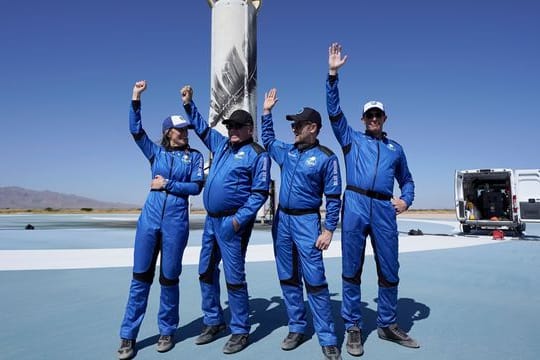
xmin=207 ymin=0 xmax=261 ymax=137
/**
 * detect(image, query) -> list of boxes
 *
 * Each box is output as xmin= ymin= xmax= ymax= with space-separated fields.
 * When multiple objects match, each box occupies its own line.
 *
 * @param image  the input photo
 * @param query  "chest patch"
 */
xmin=181 ymin=154 xmax=191 ymax=163
xmin=234 ymin=151 xmax=246 ymax=160
xmin=305 ymin=156 xmax=317 ymax=167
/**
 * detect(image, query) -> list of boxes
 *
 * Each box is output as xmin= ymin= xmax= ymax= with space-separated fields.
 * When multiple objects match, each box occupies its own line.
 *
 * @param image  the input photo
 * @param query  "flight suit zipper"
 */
xmin=161 ymin=154 xmax=175 ymax=221
xmin=369 ymin=140 xmax=381 ymax=220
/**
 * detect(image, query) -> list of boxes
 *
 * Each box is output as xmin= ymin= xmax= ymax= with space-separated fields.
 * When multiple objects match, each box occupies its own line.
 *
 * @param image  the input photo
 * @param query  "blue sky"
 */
xmin=1 ymin=0 xmax=539 ymax=209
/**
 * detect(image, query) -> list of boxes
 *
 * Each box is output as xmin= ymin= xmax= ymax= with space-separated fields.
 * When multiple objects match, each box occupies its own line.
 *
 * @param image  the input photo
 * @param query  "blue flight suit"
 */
xmin=120 ymin=101 xmax=204 ymax=340
xmin=261 ymin=113 xmax=342 ymax=346
xmin=326 ymin=75 xmax=415 ymax=329
xmin=184 ymin=101 xmax=270 ymax=335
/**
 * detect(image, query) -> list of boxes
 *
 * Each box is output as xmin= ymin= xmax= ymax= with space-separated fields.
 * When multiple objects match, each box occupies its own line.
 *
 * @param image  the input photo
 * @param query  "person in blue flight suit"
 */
xmin=261 ymin=88 xmax=343 ymax=360
xmin=326 ymin=43 xmax=418 ymax=357
xmin=180 ymin=85 xmax=270 ymax=355
xmin=118 ymin=80 xmax=204 ymax=360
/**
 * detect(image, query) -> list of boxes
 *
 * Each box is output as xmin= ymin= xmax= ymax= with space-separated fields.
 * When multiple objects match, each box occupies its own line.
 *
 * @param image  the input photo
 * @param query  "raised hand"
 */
xmin=180 ymin=85 xmax=193 ymax=105
xmin=132 ymin=80 xmax=147 ymax=100
xmin=263 ymin=88 xmax=278 ymax=114
xmin=328 ymin=43 xmax=348 ymax=75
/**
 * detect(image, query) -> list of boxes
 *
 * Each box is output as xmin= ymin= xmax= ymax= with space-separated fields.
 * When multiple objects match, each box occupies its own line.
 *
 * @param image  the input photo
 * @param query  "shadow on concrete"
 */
xmin=248 ymin=296 xmax=291 ymax=344
xmin=135 ymin=295 xmax=430 ymax=351
xmin=363 ymin=297 xmax=430 ymax=343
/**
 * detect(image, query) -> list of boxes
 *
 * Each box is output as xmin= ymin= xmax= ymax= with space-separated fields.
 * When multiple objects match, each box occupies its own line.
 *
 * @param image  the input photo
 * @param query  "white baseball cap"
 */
xmin=162 ymin=115 xmax=189 ymax=133
xmin=363 ymin=101 xmax=385 ymax=115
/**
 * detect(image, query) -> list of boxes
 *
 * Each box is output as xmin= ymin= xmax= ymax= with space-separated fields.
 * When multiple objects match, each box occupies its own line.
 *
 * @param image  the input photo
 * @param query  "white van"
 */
xmin=454 ymin=168 xmax=540 ymax=234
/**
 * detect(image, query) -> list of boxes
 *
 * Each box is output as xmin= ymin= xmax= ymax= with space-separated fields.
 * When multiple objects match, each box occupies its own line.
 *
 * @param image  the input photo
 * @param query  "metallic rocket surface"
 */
xmin=207 ymin=0 xmax=260 ymax=137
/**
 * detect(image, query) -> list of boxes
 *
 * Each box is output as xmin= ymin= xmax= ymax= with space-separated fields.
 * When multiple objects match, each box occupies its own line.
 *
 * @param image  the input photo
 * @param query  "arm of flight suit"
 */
xmin=164 ymin=150 xmax=205 ymax=196
xmin=395 ymin=147 xmax=415 ymax=208
xmin=260 ymin=113 xmax=287 ymax=167
xmin=183 ymin=100 xmax=226 ymax=154
xmin=234 ymin=151 xmax=271 ymax=227
xmin=129 ymin=100 xmax=158 ymax=163
xmin=323 ymin=154 xmax=342 ymax=231
xmin=326 ymin=75 xmax=354 ymax=148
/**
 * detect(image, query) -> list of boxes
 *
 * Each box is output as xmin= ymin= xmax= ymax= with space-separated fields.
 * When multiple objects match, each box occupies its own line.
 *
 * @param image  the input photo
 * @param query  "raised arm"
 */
xmin=262 ymin=88 xmax=278 ymax=116
xmin=129 ymin=80 xmax=158 ymax=162
xmin=328 ymin=42 xmax=348 ymax=76
xmin=326 ymin=43 xmax=354 ymax=148
xmin=260 ymin=88 xmax=278 ymax=150
xmin=181 ymin=85 xmax=226 ymax=153
xmin=260 ymin=88 xmax=287 ymax=166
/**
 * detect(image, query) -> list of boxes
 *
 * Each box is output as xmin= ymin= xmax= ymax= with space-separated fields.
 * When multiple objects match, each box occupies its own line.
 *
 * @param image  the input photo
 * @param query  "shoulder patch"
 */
xmin=250 ymin=141 xmax=266 ymax=154
xmin=317 ymin=144 xmax=335 ymax=157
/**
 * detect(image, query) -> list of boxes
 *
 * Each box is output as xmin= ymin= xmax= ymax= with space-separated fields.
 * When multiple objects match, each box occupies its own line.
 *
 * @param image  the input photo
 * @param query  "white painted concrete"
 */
xmin=0 ymin=232 xmax=506 ymax=271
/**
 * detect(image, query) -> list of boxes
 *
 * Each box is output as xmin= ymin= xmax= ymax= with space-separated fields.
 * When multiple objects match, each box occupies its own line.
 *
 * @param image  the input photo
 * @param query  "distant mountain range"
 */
xmin=0 ymin=187 xmax=139 ymax=209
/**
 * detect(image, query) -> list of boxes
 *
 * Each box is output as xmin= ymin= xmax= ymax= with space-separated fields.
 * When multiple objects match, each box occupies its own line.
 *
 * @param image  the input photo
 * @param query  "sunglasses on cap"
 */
xmin=170 ymin=127 xmax=188 ymax=132
xmin=225 ymin=123 xmax=248 ymax=130
xmin=290 ymin=121 xmax=314 ymax=131
xmin=363 ymin=111 xmax=384 ymax=120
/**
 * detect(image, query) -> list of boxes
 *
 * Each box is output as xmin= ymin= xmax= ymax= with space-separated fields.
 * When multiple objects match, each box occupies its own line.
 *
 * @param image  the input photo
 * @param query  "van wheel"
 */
xmin=461 ymin=224 xmax=471 ymax=234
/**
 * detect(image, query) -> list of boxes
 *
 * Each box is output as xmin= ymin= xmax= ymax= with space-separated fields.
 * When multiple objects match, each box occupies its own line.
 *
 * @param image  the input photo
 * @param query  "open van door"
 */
xmin=454 ymin=170 xmax=466 ymax=221
xmin=515 ymin=169 xmax=540 ymax=222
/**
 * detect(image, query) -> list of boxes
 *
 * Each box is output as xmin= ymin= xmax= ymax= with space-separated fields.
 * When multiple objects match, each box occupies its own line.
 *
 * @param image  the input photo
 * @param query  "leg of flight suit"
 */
xmin=293 ymin=213 xmax=337 ymax=346
xmin=120 ymin=211 xmax=160 ymax=339
xmin=199 ymin=216 xmax=224 ymax=326
xmin=219 ymin=215 xmax=253 ymax=334
xmin=370 ymin=200 xmax=399 ymax=327
xmin=158 ymin=207 xmax=189 ymax=335
xmin=341 ymin=192 xmax=371 ymax=330
xmin=274 ymin=210 xmax=307 ymax=334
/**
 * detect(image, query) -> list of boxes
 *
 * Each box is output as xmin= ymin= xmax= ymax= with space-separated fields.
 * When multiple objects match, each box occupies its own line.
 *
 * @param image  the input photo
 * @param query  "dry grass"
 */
xmin=400 ymin=209 xmax=455 ymax=219
xmin=0 ymin=208 xmax=142 ymax=215
xmin=0 ymin=208 xmax=455 ymax=219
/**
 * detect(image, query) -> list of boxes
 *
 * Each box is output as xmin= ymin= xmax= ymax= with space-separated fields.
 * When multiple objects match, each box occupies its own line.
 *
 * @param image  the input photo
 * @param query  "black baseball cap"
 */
xmin=222 ymin=109 xmax=254 ymax=126
xmin=286 ymin=107 xmax=322 ymax=127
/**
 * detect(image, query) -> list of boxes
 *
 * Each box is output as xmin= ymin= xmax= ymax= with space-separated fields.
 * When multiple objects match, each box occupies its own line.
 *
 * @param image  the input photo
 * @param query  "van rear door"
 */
xmin=455 ymin=170 xmax=466 ymax=221
xmin=515 ymin=169 xmax=540 ymax=222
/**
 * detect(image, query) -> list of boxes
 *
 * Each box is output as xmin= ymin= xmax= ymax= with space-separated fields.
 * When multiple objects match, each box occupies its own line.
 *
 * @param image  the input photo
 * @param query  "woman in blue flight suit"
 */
xmin=118 ymin=80 xmax=204 ymax=360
